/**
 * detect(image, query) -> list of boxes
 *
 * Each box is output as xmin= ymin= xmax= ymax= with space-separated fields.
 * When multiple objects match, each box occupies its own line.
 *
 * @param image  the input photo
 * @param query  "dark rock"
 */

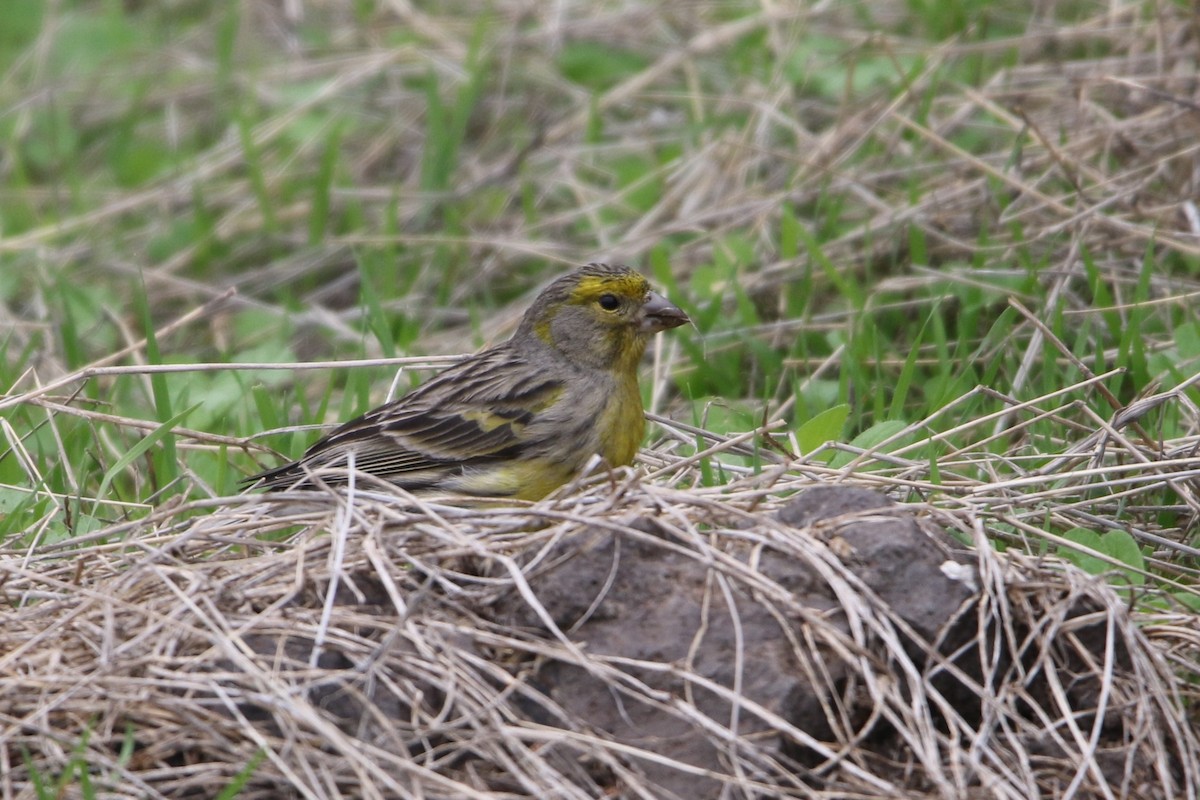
xmin=773 ymin=485 xmax=896 ymax=527
xmin=496 ymin=527 xmax=827 ymax=798
xmin=489 ymin=486 xmax=984 ymax=797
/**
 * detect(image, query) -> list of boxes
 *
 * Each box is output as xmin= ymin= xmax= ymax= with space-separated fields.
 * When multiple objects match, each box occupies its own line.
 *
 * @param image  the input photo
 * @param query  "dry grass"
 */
xmin=1 ymin=463 xmax=1198 ymax=798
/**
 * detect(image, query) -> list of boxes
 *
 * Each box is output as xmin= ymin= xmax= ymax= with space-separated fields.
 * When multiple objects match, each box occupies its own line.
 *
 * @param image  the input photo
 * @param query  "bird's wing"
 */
xmin=249 ymin=346 xmax=566 ymax=487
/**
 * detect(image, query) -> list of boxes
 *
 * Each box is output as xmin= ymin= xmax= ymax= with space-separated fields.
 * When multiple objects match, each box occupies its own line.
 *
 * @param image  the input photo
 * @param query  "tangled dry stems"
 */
xmin=2 ymin=456 xmax=1198 ymax=798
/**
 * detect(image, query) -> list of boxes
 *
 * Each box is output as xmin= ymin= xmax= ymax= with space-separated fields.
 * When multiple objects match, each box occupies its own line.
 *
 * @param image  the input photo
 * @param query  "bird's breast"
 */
xmin=594 ymin=373 xmax=645 ymax=468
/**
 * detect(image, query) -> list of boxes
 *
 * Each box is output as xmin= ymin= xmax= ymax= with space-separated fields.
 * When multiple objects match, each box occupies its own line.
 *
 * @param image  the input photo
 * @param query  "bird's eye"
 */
xmin=598 ymin=293 xmax=620 ymax=311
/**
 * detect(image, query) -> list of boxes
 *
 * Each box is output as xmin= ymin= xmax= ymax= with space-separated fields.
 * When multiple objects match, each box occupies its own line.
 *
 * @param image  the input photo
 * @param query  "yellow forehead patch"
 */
xmin=568 ymin=273 xmax=649 ymax=304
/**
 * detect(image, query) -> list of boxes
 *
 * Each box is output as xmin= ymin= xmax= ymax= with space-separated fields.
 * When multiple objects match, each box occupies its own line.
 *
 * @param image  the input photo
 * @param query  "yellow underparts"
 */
xmin=455 ymin=458 xmax=579 ymax=501
xmin=595 ymin=372 xmax=645 ymax=468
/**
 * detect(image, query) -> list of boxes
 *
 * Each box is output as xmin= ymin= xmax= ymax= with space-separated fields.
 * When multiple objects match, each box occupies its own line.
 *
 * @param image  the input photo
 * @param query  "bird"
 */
xmin=245 ymin=263 xmax=689 ymax=500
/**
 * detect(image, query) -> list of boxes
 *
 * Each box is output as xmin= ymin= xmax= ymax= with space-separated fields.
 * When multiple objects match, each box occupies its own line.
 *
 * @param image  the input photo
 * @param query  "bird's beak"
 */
xmin=640 ymin=291 xmax=690 ymax=333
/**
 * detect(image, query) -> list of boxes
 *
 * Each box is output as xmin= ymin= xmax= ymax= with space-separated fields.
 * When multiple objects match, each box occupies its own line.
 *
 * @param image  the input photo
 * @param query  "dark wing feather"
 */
xmin=246 ymin=344 xmax=566 ymax=489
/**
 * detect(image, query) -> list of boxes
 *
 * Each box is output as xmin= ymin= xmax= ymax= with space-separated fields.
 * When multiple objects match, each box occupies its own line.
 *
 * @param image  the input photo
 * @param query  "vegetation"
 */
xmin=2 ymin=0 xmax=1198 ymax=795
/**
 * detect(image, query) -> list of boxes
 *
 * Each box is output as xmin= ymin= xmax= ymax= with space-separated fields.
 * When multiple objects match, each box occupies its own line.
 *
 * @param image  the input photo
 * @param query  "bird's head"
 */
xmin=518 ymin=263 xmax=689 ymax=371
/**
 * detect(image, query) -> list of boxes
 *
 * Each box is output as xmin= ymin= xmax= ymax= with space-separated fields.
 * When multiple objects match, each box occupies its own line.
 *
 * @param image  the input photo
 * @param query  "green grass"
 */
xmin=2 ymin=1 xmax=1199 ymax=599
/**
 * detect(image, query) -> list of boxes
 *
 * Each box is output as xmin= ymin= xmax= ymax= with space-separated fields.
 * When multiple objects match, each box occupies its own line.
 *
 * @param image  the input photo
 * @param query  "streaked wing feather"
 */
xmin=257 ymin=347 xmax=567 ymax=486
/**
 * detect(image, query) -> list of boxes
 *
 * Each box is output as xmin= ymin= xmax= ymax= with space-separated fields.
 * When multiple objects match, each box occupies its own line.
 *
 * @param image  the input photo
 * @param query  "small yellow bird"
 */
xmin=246 ymin=263 xmax=689 ymax=499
